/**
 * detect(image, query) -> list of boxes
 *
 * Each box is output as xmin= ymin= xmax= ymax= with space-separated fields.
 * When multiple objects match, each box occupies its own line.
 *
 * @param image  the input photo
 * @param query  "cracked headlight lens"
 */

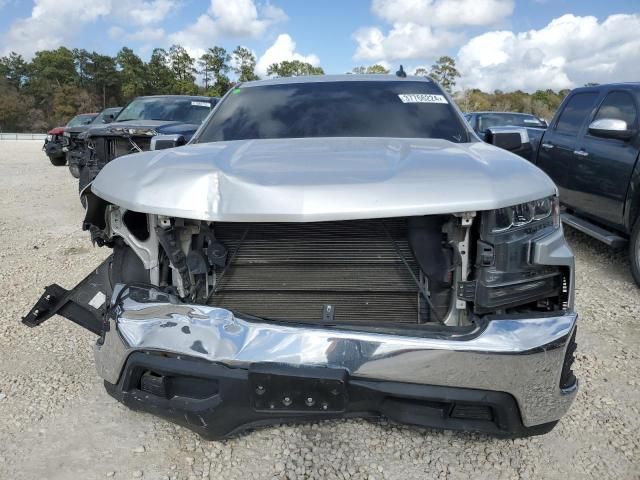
xmin=491 ymin=196 xmax=559 ymax=233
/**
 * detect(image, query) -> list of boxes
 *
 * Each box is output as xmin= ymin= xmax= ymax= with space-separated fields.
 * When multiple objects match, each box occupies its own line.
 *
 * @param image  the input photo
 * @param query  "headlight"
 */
xmin=109 ymin=127 xmax=157 ymax=136
xmin=63 ymin=131 xmax=70 ymax=137
xmin=491 ymin=196 xmax=559 ymax=234
xmin=472 ymin=195 xmax=567 ymax=313
xmin=46 ymin=134 xmax=52 ymax=141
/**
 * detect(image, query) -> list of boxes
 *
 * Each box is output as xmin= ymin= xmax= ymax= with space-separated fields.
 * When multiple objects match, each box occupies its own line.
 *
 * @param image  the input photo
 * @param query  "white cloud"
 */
xmin=371 ymin=0 xmax=514 ymax=28
xmin=207 ymin=0 xmax=287 ymax=37
xmin=1 ymin=0 xmax=110 ymax=57
xmin=1 ymin=0 xmax=285 ymax=59
xmin=457 ymin=14 xmax=640 ymax=92
xmin=117 ymin=0 xmax=177 ymax=26
xmin=353 ymin=0 xmax=513 ymax=64
xmin=255 ymin=34 xmax=320 ymax=77
xmin=353 ymin=24 xmax=460 ymax=61
xmin=167 ymin=0 xmax=287 ymax=59
xmin=1 ymin=0 xmax=176 ymax=57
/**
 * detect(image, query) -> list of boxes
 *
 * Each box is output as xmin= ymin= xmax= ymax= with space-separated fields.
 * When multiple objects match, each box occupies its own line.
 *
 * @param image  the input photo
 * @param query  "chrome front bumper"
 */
xmin=95 ymin=286 xmax=578 ymax=429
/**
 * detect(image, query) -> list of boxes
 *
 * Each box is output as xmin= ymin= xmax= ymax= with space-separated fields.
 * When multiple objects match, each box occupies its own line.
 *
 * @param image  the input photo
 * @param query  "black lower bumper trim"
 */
xmin=104 ymin=352 xmax=557 ymax=439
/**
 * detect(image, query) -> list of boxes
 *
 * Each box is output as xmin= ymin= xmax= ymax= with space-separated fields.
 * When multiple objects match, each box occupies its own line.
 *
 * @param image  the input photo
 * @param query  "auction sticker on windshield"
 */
xmin=191 ymin=101 xmax=211 ymax=108
xmin=398 ymin=94 xmax=448 ymax=104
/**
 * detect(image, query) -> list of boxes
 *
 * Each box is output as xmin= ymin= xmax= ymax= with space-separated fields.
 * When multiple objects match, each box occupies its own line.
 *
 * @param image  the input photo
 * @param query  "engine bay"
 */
xmin=81 ymin=196 xmax=568 ymax=328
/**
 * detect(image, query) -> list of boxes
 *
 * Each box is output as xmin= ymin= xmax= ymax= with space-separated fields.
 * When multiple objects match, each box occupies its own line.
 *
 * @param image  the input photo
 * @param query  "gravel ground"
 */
xmin=0 ymin=141 xmax=638 ymax=480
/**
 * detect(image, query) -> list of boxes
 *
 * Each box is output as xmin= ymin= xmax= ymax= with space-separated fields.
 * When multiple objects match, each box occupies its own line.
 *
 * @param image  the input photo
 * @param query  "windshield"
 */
xmin=116 ymin=97 xmax=213 ymax=124
xmin=196 ymin=80 xmax=469 ymax=143
xmin=67 ymin=114 xmax=96 ymax=127
xmin=477 ymin=113 xmax=546 ymax=131
xmin=92 ymin=108 xmax=122 ymax=124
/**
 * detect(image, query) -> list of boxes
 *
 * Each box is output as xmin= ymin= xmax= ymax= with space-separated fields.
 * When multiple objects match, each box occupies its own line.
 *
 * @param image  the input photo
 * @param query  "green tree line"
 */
xmin=1 ymin=47 xmax=568 ymax=132
xmin=0 ymin=44 xmax=269 ymax=131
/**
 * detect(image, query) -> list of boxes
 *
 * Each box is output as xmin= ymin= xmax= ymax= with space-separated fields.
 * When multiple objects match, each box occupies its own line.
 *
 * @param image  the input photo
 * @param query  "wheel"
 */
xmin=630 ymin=218 xmax=640 ymax=287
xmin=48 ymin=155 xmax=66 ymax=166
xmin=69 ymin=163 xmax=80 ymax=178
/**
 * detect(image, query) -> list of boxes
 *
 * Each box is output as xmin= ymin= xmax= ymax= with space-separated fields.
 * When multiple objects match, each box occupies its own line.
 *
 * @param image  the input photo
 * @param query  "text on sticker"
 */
xmin=398 ymin=94 xmax=448 ymax=104
xmin=191 ymin=101 xmax=211 ymax=108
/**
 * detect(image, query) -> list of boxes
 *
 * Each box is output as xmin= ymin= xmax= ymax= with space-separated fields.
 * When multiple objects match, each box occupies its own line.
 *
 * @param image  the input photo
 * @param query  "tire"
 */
xmin=630 ymin=218 xmax=640 ymax=287
xmin=48 ymin=155 xmax=66 ymax=166
xmin=69 ymin=163 xmax=80 ymax=178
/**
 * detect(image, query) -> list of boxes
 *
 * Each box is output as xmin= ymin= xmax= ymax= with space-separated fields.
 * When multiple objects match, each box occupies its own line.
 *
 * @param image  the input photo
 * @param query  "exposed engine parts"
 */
xmin=87 ymin=201 xmax=568 ymax=328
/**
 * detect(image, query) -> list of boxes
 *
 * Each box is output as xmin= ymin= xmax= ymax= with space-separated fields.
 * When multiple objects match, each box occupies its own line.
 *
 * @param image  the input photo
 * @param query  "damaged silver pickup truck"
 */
xmin=24 ymin=75 xmax=578 ymax=439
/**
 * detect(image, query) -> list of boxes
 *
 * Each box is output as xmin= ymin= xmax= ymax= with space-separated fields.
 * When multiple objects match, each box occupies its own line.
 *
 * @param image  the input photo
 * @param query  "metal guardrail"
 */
xmin=0 ymin=133 xmax=47 ymax=141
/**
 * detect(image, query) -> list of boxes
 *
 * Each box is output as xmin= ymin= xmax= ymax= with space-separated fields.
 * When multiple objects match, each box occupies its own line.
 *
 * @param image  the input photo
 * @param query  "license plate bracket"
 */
xmin=249 ymin=364 xmax=347 ymax=413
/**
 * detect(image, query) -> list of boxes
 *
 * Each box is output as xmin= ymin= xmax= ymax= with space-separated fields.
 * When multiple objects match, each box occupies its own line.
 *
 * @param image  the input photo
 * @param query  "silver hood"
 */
xmin=91 ymin=137 xmax=557 ymax=222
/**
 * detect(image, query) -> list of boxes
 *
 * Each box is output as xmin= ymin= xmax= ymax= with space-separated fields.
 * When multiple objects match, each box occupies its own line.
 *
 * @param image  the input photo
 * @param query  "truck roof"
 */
xmin=131 ymin=95 xmax=217 ymax=101
xmin=571 ymin=82 xmax=640 ymax=91
xmin=241 ymin=74 xmax=434 ymax=88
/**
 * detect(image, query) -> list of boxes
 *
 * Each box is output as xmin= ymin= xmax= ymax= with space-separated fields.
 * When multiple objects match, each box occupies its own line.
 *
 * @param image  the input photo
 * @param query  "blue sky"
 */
xmin=1 ymin=0 xmax=639 ymax=91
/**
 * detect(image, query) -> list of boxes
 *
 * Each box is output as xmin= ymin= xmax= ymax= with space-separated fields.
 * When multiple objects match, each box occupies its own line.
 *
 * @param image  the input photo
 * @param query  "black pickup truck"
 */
xmin=515 ymin=83 xmax=640 ymax=285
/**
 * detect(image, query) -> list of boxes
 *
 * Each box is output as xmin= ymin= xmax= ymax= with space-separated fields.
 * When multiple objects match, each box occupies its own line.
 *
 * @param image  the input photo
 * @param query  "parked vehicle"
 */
xmin=527 ymin=83 xmax=640 ymax=285
xmin=24 ymin=75 xmax=577 ymax=439
xmin=465 ymin=111 xmax=547 ymax=160
xmin=43 ymin=113 xmax=96 ymax=166
xmin=43 ymin=127 xmax=66 ymax=165
xmin=64 ymin=107 xmax=122 ymax=178
xmin=77 ymin=95 xmax=218 ymax=195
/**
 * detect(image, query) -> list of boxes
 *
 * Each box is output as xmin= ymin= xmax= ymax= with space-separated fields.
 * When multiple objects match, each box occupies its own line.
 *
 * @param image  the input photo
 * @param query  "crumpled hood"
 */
xmin=91 ymin=137 xmax=557 ymax=222
xmin=86 ymin=120 xmax=199 ymax=138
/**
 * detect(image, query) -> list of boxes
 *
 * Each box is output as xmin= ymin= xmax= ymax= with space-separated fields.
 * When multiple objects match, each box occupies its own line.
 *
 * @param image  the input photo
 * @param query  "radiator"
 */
xmin=209 ymin=219 xmax=425 ymax=324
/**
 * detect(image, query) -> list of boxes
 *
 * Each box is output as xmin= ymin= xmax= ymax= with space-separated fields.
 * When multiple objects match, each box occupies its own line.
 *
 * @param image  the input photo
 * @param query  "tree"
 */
xmin=116 ymin=47 xmax=146 ymax=100
xmin=86 ymin=52 xmax=120 ymax=109
xmin=26 ymin=47 xmax=77 ymax=97
xmin=199 ymin=47 xmax=232 ymax=95
xmin=0 ymin=78 xmax=29 ymax=130
xmin=72 ymin=48 xmax=91 ymax=87
xmin=413 ymin=67 xmax=429 ymax=77
xmin=146 ymin=48 xmax=175 ymax=94
xmin=267 ymin=60 xmax=324 ymax=77
xmin=232 ymin=46 xmax=259 ymax=82
xmin=0 ymin=52 xmax=28 ymax=89
xmin=169 ymin=45 xmax=197 ymax=94
xmin=50 ymin=84 xmax=97 ymax=126
xmin=351 ymin=64 xmax=389 ymax=74
xmin=428 ymin=56 xmax=460 ymax=93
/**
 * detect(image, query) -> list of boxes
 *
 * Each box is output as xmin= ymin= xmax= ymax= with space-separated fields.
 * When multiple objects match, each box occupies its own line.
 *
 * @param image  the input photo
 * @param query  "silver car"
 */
xmin=24 ymin=75 xmax=578 ymax=439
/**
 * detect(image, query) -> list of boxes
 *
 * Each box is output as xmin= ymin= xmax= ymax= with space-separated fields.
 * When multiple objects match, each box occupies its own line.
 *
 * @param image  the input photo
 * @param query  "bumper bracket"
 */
xmin=22 ymin=257 xmax=111 ymax=335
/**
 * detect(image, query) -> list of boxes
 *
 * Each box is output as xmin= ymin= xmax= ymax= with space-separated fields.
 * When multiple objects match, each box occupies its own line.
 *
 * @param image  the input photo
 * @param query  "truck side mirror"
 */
xmin=484 ymin=127 xmax=529 ymax=152
xmin=588 ymin=118 xmax=634 ymax=140
xmin=150 ymin=134 xmax=187 ymax=151
xmin=104 ymin=114 xmax=115 ymax=124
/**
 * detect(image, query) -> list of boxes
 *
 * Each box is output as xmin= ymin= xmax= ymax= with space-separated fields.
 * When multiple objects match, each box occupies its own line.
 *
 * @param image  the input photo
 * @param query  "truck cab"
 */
xmin=533 ymin=83 xmax=640 ymax=284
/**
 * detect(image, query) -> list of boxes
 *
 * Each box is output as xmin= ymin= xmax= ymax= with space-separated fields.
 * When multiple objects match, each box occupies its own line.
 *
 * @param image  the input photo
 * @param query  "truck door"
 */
xmin=536 ymin=91 xmax=600 ymax=206
xmin=568 ymin=90 xmax=640 ymax=230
